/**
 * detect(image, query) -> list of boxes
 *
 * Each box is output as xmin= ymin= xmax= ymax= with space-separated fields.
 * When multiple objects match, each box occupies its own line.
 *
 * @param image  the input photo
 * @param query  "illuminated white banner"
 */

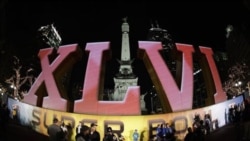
xmin=8 ymin=95 xmax=243 ymax=141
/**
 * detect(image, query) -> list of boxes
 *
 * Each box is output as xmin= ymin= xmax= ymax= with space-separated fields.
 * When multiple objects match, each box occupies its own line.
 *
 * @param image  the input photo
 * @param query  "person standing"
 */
xmin=156 ymin=124 xmax=162 ymax=140
xmin=184 ymin=127 xmax=194 ymax=141
xmin=132 ymin=129 xmax=139 ymax=141
xmin=103 ymin=127 xmax=118 ymax=141
xmin=75 ymin=125 xmax=90 ymax=141
xmin=47 ymin=117 xmax=64 ymax=141
xmin=76 ymin=121 xmax=83 ymax=134
xmin=89 ymin=123 xmax=100 ymax=141
xmin=60 ymin=120 xmax=69 ymax=141
xmin=0 ymin=104 xmax=10 ymax=131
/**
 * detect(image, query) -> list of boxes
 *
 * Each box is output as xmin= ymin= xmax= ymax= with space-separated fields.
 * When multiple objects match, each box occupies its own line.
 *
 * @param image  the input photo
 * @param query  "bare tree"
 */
xmin=5 ymin=56 xmax=35 ymax=100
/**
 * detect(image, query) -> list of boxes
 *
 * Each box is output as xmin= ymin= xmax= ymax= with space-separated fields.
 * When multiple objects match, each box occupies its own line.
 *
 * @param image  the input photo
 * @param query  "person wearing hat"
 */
xmin=89 ymin=123 xmax=100 ymax=141
xmin=103 ymin=127 xmax=118 ymax=141
xmin=75 ymin=125 xmax=90 ymax=141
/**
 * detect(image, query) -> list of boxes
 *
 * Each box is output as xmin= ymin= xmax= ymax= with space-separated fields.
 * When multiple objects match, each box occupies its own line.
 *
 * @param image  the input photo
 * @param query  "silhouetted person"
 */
xmin=184 ymin=127 xmax=194 ymax=141
xmin=0 ymin=103 xmax=10 ymax=131
xmin=144 ymin=93 xmax=153 ymax=114
xmin=47 ymin=118 xmax=64 ymax=141
xmin=103 ymin=127 xmax=118 ymax=141
xmin=75 ymin=125 xmax=90 ymax=141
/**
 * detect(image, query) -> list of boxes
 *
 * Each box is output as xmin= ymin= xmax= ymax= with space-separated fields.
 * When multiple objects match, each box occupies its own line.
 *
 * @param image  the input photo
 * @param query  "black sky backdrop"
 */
xmin=3 ymin=0 xmax=250 ymax=93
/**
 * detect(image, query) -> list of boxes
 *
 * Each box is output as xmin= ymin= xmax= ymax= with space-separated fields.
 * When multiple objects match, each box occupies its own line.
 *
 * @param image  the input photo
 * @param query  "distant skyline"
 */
xmin=5 ymin=1 xmax=249 ymax=51
xmin=2 ymin=1 xmax=250 ymax=93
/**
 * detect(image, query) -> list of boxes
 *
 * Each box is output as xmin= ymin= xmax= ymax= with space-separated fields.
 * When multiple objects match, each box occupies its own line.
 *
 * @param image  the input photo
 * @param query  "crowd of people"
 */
xmin=183 ymin=97 xmax=250 ymax=141
xmin=154 ymin=122 xmax=176 ymax=141
xmin=183 ymin=113 xmax=212 ymax=141
xmin=47 ymin=118 xmax=102 ymax=141
xmin=2 ymin=96 xmax=250 ymax=141
xmin=47 ymin=118 xmax=138 ymax=141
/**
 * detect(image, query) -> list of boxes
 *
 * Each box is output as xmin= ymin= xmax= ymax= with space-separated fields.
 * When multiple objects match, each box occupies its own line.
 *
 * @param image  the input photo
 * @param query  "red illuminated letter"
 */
xmin=23 ymin=44 xmax=82 ymax=111
xmin=74 ymin=42 xmax=141 ymax=115
xmin=138 ymin=41 xmax=195 ymax=112
xmin=199 ymin=47 xmax=227 ymax=103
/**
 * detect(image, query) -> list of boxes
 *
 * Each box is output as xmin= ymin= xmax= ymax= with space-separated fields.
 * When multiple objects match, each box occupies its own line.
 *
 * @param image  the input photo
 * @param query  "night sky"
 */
xmin=3 ymin=0 xmax=250 ymax=93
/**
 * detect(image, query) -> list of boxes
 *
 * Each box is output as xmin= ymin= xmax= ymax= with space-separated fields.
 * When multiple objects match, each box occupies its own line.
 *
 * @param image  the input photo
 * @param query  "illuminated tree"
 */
xmin=4 ymin=56 xmax=35 ymax=100
xmin=223 ymin=61 xmax=250 ymax=98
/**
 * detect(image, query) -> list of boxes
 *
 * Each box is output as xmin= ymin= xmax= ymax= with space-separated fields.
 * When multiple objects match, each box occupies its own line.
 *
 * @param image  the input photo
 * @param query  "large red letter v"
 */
xmin=138 ymin=41 xmax=195 ymax=112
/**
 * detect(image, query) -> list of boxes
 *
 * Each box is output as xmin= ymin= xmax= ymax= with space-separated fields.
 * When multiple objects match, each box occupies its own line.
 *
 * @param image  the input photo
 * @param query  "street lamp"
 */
xmin=234 ymin=81 xmax=242 ymax=95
